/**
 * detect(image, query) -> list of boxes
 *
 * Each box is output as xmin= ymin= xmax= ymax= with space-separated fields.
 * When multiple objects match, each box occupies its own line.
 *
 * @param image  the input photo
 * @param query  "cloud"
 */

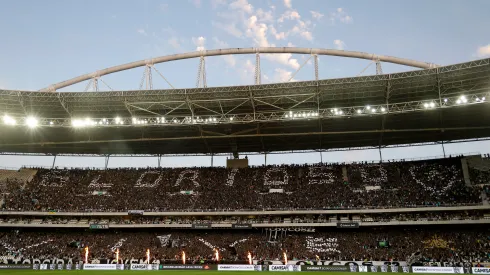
xmin=192 ymin=36 xmax=206 ymax=51
xmin=273 ymin=68 xmax=296 ymax=82
xmin=211 ymin=0 xmax=227 ymax=8
xmin=300 ymin=31 xmax=313 ymax=41
xmin=213 ymin=37 xmax=229 ymax=48
xmin=230 ymin=0 xmax=253 ymax=14
xmin=264 ymin=53 xmax=300 ymax=70
xmin=330 ymin=8 xmax=353 ymax=24
xmin=222 ymin=55 xmax=237 ymax=67
xmin=212 ymin=21 xmax=243 ymax=38
xmin=160 ymin=3 xmax=168 ymax=11
xmin=310 ymin=11 xmax=324 ymax=20
xmin=168 ymin=37 xmax=181 ymax=49
xmin=289 ymin=19 xmax=314 ymax=41
xmin=256 ymin=8 xmax=274 ymax=22
xmin=137 ymin=29 xmax=147 ymax=36
xmin=269 ymin=25 xmax=287 ymax=40
xmin=476 ymin=44 xmax=490 ymax=57
xmin=283 ymin=0 xmax=292 ymax=9
xmin=333 ymin=39 xmax=346 ymax=50
xmin=278 ymin=10 xmax=300 ymax=22
xmin=239 ymin=59 xmax=256 ymax=82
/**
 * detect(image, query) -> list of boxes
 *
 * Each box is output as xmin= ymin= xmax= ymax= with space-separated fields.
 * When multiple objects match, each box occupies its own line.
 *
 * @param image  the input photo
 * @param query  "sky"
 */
xmin=0 ymin=0 xmax=489 ymax=169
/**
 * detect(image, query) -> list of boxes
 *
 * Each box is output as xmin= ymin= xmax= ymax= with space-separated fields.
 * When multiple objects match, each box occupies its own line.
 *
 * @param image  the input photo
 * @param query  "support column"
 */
xmin=378 ymin=148 xmax=383 ymax=162
xmin=320 ymin=151 xmax=323 ymax=163
xmin=211 ymin=154 xmax=214 ymax=167
xmin=264 ymin=153 xmax=267 ymax=166
xmin=104 ymin=155 xmax=110 ymax=169
xmin=157 ymin=154 xmax=162 ymax=167
xmin=51 ymin=155 xmax=57 ymax=169
xmin=441 ymin=141 xmax=446 ymax=158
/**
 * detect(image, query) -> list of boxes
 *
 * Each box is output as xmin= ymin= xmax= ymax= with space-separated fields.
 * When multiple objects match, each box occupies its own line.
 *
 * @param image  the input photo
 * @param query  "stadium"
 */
xmin=0 ymin=44 xmax=490 ymax=275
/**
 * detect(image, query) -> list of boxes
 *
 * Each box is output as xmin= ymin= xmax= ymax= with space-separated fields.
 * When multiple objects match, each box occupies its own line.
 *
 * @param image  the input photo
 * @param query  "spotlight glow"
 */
xmin=357 ymin=109 xmax=362 ymax=114
xmin=3 ymin=115 xmax=16 ymax=125
xmin=26 ymin=117 xmax=39 ymax=128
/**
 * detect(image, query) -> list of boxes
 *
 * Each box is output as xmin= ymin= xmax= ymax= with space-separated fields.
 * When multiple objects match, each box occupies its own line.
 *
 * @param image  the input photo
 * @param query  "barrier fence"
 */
xmin=0 ymin=264 xmax=482 ymax=273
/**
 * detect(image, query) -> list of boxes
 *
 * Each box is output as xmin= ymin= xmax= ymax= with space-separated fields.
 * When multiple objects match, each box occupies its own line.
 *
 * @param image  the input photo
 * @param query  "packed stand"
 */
xmin=1 ymin=157 xmax=482 ymax=212
xmin=0 ymin=227 xmax=488 ymax=264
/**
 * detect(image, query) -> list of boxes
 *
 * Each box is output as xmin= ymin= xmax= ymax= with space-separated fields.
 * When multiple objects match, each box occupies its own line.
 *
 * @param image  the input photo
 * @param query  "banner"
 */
xmin=89 ymin=224 xmax=109 ymax=229
xmin=269 ymin=265 xmax=301 ymax=272
xmin=257 ymin=260 xmax=407 ymax=266
xmin=160 ymin=265 xmax=214 ymax=270
xmin=412 ymin=266 xmax=464 ymax=273
xmin=473 ymin=268 xmax=490 ymax=274
xmin=83 ymin=264 xmax=123 ymax=270
xmin=128 ymin=210 xmax=144 ymax=215
xmin=218 ymin=265 xmax=261 ymax=271
xmin=301 ymin=265 xmax=350 ymax=272
xmin=131 ymin=264 xmax=159 ymax=270
xmin=232 ymin=224 xmax=252 ymax=229
xmin=192 ymin=223 xmax=212 ymax=229
xmin=337 ymin=222 xmax=359 ymax=228
xmin=0 ymin=264 xmax=32 ymax=269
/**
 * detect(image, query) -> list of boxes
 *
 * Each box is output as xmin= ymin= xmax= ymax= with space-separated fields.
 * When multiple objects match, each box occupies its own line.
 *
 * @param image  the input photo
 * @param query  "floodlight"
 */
xmin=357 ymin=109 xmax=362 ymax=114
xmin=460 ymin=95 xmax=467 ymax=103
xmin=424 ymin=103 xmax=429 ymax=108
xmin=444 ymin=98 xmax=448 ymax=102
xmin=49 ymin=121 xmax=53 ymax=125
xmin=429 ymin=102 xmax=435 ymax=108
xmin=230 ymin=117 xmax=234 ymax=121
xmin=476 ymin=98 xmax=480 ymax=102
xmin=26 ymin=117 xmax=38 ymax=128
xmin=482 ymin=97 xmax=486 ymax=101
xmin=381 ymin=107 xmax=386 ymax=112
xmin=366 ymin=105 xmax=371 ymax=110
xmin=371 ymin=109 xmax=376 ymax=113
xmin=456 ymin=99 xmax=462 ymax=104
xmin=3 ymin=115 xmax=16 ymax=125
xmin=338 ymin=110 xmax=343 ymax=115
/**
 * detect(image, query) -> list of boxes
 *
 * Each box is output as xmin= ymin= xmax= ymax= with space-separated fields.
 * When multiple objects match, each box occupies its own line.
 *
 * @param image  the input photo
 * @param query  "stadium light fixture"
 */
xmin=459 ymin=95 xmax=467 ymax=103
xmin=381 ymin=107 xmax=386 ymax=112
xmin=26 ymin=117 xmax=38 ymax=128
xmin=3 ymin=115 xmax=16 ymax=125
xmin=366 ymin=105 xmax=371 ymax=110
xmin=423 ymin=103 xmax=429 ymax=108
xmin=49 ymin=121 xmax=53 ymax=125
xmin=357 ymin=109 xmax=362 ymax=114
xmin=429 ymin=102 xmax=435 ymax=108
xmin=444 ymin=98 xmax=448 ymax=102
xmin=482 ymin=97 xmax=486 ymax=101
xmin=371 ymin=108 xmax=376 ymax=113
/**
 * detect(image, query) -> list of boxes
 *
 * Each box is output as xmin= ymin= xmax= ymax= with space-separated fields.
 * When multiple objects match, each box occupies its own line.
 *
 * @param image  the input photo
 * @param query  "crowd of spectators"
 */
xmin=0 ymin=211 xmax=486 ymax=226
xmin=1 ymin=157 xmax=483 ymax=212
xmin=0 ymin=227 xmax=488 ymax=264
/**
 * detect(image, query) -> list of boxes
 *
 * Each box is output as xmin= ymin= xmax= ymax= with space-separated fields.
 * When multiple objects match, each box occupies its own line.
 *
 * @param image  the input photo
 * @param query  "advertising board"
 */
xmin=218 ymin=264 xmax=260 ymax=271
xmin=269 ymin=265 xmax=301 ymax=272
xmin=301 ymin=265 xmax=351 ymax=272
xmin=160 ymin=265 xmax=214 ymax=270
xmin=473 ymin=268 xmax=490 ymax=274
xmin=412 ymin=266 xmax=464 ymax=273
xmin=83 ymin=264 xmax=124 ymax=270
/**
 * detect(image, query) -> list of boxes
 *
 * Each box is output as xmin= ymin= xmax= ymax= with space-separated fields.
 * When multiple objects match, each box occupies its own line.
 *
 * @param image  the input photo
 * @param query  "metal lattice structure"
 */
xmin=0 ymin=48 xmax=489 ymax=156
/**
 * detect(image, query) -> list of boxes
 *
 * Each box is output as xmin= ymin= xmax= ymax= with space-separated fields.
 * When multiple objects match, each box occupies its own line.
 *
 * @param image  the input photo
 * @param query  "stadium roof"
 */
xmin=0 ymin=58 xmax=489 ymax=156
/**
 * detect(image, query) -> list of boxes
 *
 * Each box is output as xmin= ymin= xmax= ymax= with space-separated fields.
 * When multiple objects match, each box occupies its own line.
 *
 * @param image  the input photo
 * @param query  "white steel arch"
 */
xmin=39 ymin=47 xmax=439 ymax=92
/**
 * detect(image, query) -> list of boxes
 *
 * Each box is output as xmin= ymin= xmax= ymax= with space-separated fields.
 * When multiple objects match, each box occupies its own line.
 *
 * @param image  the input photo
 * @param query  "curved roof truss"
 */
xmin=39 ymin=47 xmax=439 ymax=92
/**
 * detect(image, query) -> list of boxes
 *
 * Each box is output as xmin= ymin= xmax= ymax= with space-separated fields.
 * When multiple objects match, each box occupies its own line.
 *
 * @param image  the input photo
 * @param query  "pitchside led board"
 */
xmin=18 ymin=263 xmax=486 ymax=273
